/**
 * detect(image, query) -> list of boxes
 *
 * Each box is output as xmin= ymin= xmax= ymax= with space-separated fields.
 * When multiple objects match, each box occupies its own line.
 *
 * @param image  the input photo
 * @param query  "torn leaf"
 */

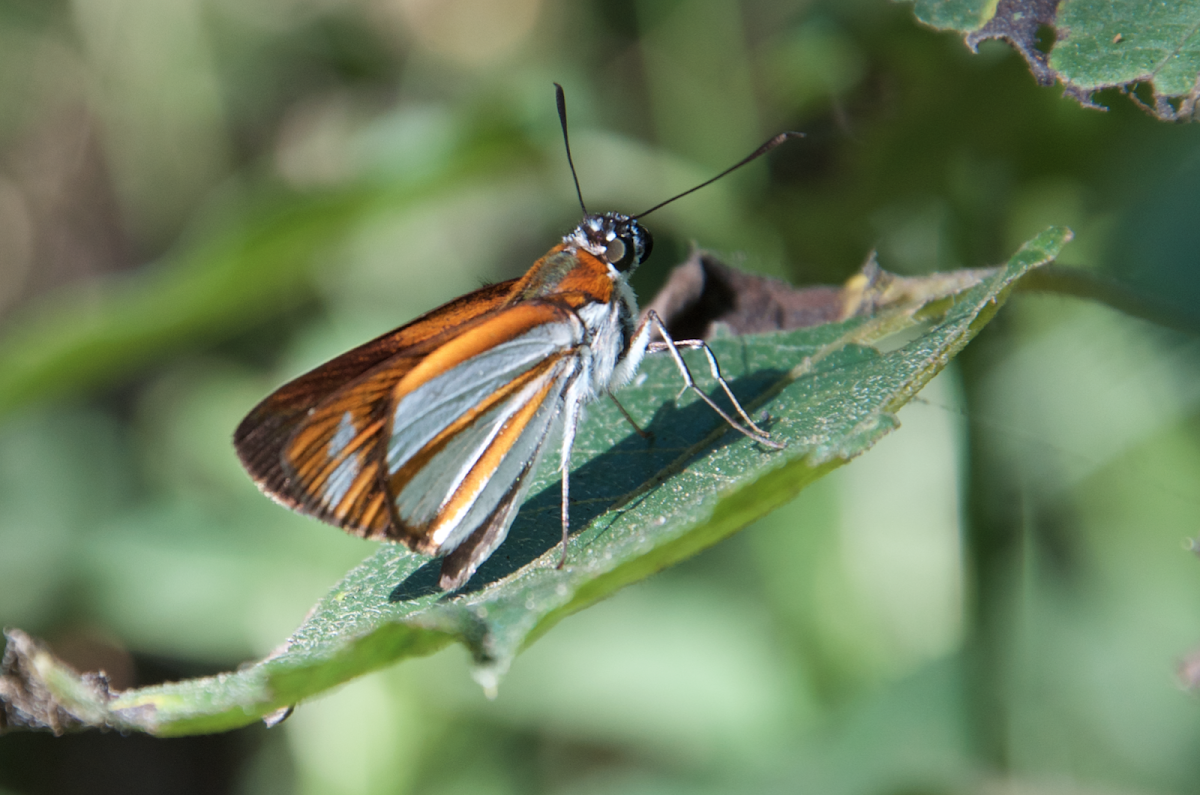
xmin=900 ymin=0 xmax=1200 ymax=120
xmin=645 ymin=250 xmax=993 ymax=340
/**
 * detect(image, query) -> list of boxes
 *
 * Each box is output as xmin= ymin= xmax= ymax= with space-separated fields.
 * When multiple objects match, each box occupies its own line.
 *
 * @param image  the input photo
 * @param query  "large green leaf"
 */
xmin=898 ymin=0 xmax=1200 ymax=119
xmin=0 ymin=228 xmax=1071 ymax=737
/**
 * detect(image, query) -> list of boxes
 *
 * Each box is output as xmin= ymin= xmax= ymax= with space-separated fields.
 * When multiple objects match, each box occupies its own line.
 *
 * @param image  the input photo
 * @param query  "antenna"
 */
xmin=554 ymin=83 xmax=588 ymax=216
xmin=633 ymin=131 xmax=803 ymax=219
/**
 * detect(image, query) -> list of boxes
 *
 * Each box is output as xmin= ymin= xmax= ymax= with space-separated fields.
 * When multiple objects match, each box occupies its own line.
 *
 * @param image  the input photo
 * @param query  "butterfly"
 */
xmin=234 ymin=85 xmax=796 ymax=592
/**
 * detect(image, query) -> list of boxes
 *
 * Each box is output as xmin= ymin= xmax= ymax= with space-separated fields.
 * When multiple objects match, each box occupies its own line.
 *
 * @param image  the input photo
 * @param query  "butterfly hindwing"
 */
xmin=436 ymin=442 xmax=549 ymax=592
xmin=382 ymin=302 xmax=586 ymax=556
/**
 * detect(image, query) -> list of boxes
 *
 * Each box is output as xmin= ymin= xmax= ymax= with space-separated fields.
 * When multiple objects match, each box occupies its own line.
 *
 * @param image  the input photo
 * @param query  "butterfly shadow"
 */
xmin=389 ymin=366 xmax=786 ymax=602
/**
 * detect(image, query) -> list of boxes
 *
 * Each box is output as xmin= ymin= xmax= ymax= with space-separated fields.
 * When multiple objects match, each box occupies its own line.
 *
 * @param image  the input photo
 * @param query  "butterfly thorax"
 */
xmin=511 ymin=212 xmax=650 ymax=304
xmin=511 ymin=245 xmax=613 ymax=305
xmin=555 ymin=213 xmax=650 ymax=396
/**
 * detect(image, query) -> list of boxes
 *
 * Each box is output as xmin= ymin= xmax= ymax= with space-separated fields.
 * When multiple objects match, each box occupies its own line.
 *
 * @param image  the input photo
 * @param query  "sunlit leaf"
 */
xmin=0 ymin=228 xmax=1071 ymax=736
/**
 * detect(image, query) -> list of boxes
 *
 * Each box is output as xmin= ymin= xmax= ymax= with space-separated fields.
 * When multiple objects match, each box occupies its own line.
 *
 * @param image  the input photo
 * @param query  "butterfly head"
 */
xmin=566 ymin=212 xmax=653 ymax=274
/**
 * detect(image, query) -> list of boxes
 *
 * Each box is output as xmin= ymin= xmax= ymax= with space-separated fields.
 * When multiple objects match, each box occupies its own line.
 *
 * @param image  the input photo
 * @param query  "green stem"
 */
xmin=958 ymin=317 xmax=1021 ymax=771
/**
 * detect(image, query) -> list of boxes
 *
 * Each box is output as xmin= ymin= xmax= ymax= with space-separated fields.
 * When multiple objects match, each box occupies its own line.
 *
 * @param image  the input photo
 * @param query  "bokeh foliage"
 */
xmin=1 ymin=1 xmax=1200 ymax=794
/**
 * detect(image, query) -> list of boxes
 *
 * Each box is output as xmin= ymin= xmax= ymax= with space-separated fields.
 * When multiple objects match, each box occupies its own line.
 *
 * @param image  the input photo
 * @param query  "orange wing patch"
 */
xmin=280 ymin=365 xmax=404 ymax=538
xmin=392 ymin=302 xmax=578 ymax=402
xmin=510 ymin=246 xmax=613 ymax=305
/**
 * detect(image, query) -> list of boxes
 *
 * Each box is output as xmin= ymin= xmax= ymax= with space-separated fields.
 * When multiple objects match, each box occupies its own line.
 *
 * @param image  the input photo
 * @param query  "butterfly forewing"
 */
xmin=382 ymin=305 xmax=582 ymax=477
xmin=233 ymin=279 xmax=519 ymax=528
xmin=279 ymin=365 xmax=405 ymax=536
xmin=237 ymin=290 xmax=587 ymax=574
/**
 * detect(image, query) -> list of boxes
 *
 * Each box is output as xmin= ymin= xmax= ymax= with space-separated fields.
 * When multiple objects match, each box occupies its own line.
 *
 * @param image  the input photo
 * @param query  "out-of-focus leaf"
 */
xmin=906 ymin=0 xmax=992 ymax=33
xmin=0 ymin=132 xmax=530 ymax=417
xmin=0 ymin=228 xmax=1071 ymax=737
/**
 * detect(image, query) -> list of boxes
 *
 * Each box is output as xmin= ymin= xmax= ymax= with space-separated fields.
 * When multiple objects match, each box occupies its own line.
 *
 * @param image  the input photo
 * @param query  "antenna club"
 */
xmin=554 ymin=83 xmax=588 ymax=216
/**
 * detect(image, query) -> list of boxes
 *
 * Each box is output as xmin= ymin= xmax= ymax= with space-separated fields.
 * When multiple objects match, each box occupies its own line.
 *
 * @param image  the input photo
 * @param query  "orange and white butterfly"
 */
xmin=234 ymin=86 xmax=795 ymax=591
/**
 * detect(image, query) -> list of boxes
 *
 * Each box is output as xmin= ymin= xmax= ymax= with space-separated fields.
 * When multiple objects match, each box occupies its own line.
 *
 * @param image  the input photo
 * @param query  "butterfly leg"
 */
xmin=640 ymin=310 xmax=784 ymax=449
xmin=607 ymin=392 xmax=653 ymax=440
xmin=652 ymin=338 xmax=770 ymax=436
xmin=557 ymin=386 xmax=584 ymax=570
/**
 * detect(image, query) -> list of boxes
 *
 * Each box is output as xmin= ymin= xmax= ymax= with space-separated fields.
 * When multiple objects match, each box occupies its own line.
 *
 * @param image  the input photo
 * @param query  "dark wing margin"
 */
xmin=273 ymin=364 xmax=409 ymax=537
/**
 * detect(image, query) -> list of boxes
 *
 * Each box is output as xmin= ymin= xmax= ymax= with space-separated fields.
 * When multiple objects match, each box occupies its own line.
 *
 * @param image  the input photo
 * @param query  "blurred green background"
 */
xmin=2 ymin=0 xmax=1200 ymax=793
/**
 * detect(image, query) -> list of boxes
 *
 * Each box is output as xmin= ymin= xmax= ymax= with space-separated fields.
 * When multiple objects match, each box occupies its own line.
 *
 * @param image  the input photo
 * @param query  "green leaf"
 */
xmin=0 ymin=228 xmax=1072 ymax=737
xmin=897 ymin=0 xmax=1200 ymax=119
xmin=1052 ymin=1 xmax=1200 ymax=97
xmin=907 ymin=0 xmax=992 ymax=32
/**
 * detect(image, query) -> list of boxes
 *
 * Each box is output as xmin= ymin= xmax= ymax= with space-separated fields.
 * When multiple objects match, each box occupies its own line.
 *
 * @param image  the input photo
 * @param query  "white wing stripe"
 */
xmin=395 ymin=377 xmax=539 ymax=528
xmin=425 ymin=368 xmax=567 ymax=548
xmin=436 ymin=373 xmax=576 ymax=551
xmin=392 ymin=360 xmax=568 ymax=540
xmin=386 ymin=322 xmax=579 ymax=474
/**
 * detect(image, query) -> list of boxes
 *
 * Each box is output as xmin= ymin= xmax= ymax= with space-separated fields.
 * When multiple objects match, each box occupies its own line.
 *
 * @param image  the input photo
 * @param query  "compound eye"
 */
xmin=604 ymin=237 xmax=626 ymax=266
xmin=605 ymin=236 xmax=638 ymax=270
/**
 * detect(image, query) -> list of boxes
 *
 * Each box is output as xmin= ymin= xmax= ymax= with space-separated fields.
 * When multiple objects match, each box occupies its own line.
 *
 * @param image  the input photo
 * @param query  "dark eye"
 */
xmin=605 ymin=236 xmax=635 ymax=270
xmin=638 ymin=231 xmax=652 ymax=263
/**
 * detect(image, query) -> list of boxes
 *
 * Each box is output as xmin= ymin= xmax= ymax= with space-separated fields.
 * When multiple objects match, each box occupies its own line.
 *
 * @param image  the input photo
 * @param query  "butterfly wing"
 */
xmin=381 ymin=302 xmax=586 ymax=552
xmin=390 ymin=314 xmax=584 ymax=590
xmin=234 ymin=278 xmax=518 ymax=517
xmin=241 ymin=296 xmax=589 ymax=589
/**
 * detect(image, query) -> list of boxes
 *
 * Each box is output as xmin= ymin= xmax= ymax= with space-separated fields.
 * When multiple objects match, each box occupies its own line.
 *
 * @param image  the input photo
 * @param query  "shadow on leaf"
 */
xmin=389 ymin=367 xmax=786 ymax=602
